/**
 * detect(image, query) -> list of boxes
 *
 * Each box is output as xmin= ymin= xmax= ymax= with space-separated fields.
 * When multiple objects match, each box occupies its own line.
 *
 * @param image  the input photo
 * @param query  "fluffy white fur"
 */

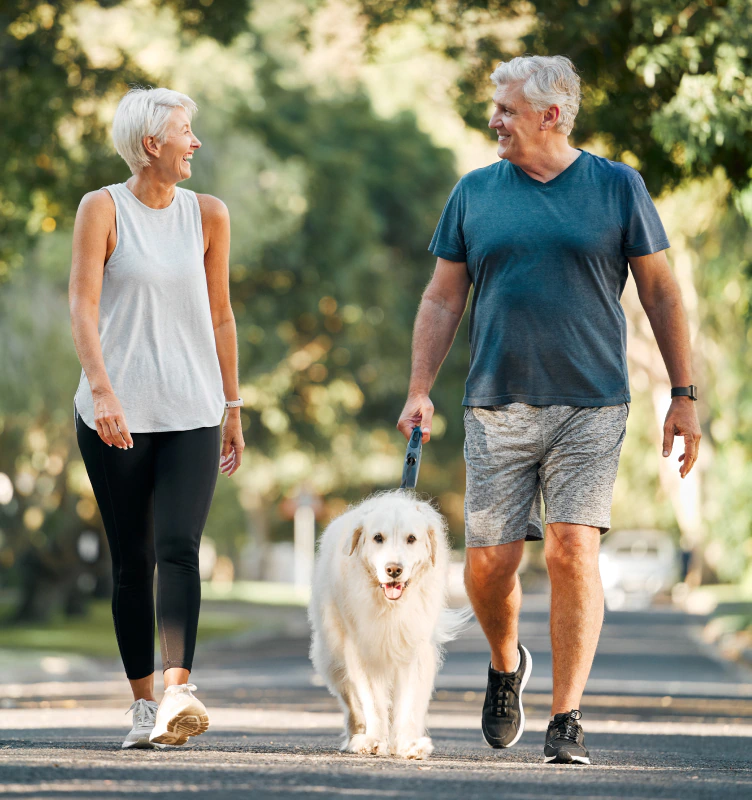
xmin=309 ymin=490 xmax=471 ymax=760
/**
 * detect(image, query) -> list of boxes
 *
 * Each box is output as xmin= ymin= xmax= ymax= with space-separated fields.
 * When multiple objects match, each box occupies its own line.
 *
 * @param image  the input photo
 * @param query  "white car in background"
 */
xmin=599 ymin=529 xmax=680 ymax=610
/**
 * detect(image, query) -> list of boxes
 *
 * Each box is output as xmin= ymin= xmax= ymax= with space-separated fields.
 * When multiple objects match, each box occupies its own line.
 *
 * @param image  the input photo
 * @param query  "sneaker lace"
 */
xmin=551 ymin=709 xmax=582 ymax=742
xmin=491 ymin=675 xmax=519 ymax=717
xmin=126 ymin=698 xmax=157 ymax=728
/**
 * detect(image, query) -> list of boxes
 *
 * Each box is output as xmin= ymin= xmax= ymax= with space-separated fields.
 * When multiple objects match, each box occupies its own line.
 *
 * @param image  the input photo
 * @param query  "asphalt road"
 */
xmin=2 ymin=594 xmax=752 ymax=799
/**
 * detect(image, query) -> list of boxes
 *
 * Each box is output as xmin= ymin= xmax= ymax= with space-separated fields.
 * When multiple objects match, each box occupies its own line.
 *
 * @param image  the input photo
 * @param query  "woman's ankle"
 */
xmin=129 ymin=672 xmax=156 ymax=702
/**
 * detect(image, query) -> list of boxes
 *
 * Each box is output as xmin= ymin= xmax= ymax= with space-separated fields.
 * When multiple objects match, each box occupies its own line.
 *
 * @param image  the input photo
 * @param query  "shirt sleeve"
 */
xmin=623 ymin=172 xmax=671 ymax=257
xmin=428 ymin=179 xmax=467 ymax=262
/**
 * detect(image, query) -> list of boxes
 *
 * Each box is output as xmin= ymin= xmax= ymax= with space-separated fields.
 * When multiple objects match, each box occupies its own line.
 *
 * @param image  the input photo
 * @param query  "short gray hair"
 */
xmin=490 ymin=55 xmax=581 ymax=136
xmin=112 ymin=87 xmax=198 ymax=174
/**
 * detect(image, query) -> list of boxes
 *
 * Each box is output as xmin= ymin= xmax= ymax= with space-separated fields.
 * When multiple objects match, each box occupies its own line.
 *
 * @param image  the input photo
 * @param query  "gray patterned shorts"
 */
xmin=463 ymin=403 xmax=629 ymax=547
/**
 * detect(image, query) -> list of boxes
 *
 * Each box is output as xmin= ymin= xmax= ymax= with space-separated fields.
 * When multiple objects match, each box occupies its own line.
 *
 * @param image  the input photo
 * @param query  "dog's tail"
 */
xmin=433 ymin=605 xmax=475 ymax=645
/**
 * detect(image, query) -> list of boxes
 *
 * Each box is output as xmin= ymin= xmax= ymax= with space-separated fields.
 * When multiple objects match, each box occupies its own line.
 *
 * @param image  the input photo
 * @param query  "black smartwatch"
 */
xmin=671 ymin=385 xmax=697 ymax=401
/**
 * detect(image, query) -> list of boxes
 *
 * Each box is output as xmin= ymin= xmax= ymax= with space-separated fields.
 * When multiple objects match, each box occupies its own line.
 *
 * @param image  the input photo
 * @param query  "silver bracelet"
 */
xmin=225 ymin=398 xmax=244 ymax=408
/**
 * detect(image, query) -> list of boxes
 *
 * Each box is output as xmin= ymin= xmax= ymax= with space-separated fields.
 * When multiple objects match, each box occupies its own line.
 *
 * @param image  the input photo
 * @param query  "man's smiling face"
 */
xmin=488 ymin=80 xmax=549 ymax=163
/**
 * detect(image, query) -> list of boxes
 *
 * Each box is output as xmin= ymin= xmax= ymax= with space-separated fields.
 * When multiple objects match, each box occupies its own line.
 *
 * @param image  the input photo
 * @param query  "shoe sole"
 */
xmin=482 ymin=643 xmax=533 ymax=749
xmin=122 ymin=734 xmax=167 ymax=750
xmin=545 ymin=752 xmax=590 ymax=765
xmin=149 ymin=711 xmax=210 ymax=747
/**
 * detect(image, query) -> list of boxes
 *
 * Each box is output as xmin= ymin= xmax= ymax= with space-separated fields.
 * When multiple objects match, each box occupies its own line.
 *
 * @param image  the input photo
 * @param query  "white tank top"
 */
xmin=73 ymin=183 xmax=225 ymax=432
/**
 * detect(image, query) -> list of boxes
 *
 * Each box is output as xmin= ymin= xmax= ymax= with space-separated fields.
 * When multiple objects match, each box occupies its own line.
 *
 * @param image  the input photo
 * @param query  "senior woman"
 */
xmin=69 ymin=87 xmax=244 ymax=749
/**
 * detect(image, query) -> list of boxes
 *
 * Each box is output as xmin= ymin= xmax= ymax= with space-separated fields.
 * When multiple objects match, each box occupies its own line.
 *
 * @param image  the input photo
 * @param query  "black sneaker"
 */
xmin=544 ymin=709 xmax=591 ymax=764
xmin=481 ymin=643 xmax=532 ymax=748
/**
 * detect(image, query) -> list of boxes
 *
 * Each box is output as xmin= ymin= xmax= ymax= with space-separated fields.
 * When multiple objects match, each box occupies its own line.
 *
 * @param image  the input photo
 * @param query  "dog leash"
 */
xmin=400 ymin=426 xmax=423 ymax=490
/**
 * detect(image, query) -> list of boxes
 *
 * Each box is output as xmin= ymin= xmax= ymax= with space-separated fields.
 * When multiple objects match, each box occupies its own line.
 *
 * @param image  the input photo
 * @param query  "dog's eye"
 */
xmin=373 ymin=533 xmax=384 ymax=543
xmin=407 ymin=534 xmax=417 ymax=544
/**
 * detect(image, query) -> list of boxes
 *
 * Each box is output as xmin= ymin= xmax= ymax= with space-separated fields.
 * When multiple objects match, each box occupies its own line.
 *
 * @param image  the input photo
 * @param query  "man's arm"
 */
xmin=397 ymin=257 xmax=472 ymax=442
xmin=629 ymin=250 xmax=701 ymax=478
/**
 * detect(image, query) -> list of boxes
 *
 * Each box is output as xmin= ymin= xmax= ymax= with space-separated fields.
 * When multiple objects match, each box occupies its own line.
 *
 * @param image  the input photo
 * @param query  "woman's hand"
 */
xmin=220 ymin=410 xmax=245 ymax=476
xmin=92 ymin=389 xmax=133 ymax=449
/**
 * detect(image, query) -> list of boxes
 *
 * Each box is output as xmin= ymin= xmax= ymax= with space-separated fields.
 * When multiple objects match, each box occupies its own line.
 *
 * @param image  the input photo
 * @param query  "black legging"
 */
xmin=75 ymin=406 xmax=220 ymax=680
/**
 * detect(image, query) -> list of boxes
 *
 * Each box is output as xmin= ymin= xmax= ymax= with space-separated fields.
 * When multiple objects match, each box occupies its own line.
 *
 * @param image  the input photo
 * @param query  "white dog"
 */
xmin=309 ymin=490 xmax=470 ymax=760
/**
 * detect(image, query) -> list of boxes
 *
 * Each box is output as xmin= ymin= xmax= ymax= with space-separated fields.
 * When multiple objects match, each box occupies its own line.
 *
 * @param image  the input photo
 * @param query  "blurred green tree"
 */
xmin=0 ymin=0 xmax=253 ymax=283
xmin=358 ymin=0 xmax=752 ymax=194
xmin=187 ymin=60 xmax=464 ymax=572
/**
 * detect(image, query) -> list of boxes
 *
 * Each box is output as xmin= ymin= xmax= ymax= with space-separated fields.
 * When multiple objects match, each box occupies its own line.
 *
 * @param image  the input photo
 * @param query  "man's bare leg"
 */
xmin=545 ymin=522 xmax=603 ymax=715
xmin=465 ymin=540 xmax=525 ymax=672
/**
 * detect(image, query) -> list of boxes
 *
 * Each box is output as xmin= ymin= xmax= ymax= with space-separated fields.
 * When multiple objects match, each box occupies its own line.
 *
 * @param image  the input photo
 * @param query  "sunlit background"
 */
xmin=1 ymin=0 xmax=752 ymax=667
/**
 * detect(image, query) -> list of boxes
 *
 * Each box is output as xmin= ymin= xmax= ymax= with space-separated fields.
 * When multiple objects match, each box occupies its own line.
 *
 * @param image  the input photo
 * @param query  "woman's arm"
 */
xmin=69 ymin=190 xmax=133 ymax=449
xmin=198 ymin=193 xmax=244 ymax=477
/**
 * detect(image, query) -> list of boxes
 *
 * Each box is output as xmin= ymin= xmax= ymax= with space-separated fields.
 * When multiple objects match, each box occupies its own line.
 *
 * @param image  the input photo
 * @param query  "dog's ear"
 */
xmin=345 ymin=525 xmax=364 ymax=556
xmin=415 ymin=504 xmax=439 ymax=567
xmin=427 ymin=526 xmax=438 ymax=567
xmin=416 ymin=502 xmax=441 ymax=567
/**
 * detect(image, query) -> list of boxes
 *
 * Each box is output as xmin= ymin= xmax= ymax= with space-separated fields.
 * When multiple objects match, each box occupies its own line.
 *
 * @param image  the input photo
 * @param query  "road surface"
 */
xmin=2 ymin=594 xmax=751 ymax=799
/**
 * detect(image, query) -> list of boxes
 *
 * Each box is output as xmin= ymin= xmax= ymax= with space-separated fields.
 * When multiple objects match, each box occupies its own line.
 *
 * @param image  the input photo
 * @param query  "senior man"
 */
xmin=397 ymin=55 xmax=701 ymax=765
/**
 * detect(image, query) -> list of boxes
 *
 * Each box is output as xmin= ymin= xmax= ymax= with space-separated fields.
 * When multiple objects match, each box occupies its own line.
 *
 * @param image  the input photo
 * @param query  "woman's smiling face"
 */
xmin=147 ymin=106 xmax=201 ymax=183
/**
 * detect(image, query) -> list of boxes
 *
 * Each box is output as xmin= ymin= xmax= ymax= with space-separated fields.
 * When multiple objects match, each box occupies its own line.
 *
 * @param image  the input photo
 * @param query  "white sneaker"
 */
xmin=149 ymin=683 xmax=210 ymax=746
xmin=122 ymin=699 xmax=165 ymax=750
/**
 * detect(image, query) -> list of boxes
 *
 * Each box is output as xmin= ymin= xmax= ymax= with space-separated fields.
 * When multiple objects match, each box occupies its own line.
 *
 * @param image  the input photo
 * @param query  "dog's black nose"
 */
xmin=385 ymin=563 xmax=403 ymax=579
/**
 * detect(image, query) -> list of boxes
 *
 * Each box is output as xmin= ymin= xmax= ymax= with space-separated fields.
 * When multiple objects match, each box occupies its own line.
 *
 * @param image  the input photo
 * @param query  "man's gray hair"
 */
xmin=112 ymin=87 xmax=198 ymax=174
xmin=490 ymin=56 xmax=581 ymax=136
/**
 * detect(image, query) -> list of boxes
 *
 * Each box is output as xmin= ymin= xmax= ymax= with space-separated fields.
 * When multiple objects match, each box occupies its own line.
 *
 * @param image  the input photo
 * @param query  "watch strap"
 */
xmin=671 ymin=385 xmax=697 ymax=401
xmin=225 ymin=398 xmax=244 ymax=408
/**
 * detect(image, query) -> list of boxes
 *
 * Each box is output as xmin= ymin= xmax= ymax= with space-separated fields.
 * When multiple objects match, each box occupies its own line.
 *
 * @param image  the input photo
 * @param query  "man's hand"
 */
xmin=662 ymin=397 xmax=701 ymax=478
xmin=397 ymin=394 xmax=434 ymax=443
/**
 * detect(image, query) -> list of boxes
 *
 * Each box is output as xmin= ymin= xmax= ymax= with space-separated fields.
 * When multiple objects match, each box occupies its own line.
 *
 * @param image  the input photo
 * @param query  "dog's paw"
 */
xmin=394 ymin=736 xmax=434 ymax=760
xmin=344 ymin=734 xmax=388 ymax=755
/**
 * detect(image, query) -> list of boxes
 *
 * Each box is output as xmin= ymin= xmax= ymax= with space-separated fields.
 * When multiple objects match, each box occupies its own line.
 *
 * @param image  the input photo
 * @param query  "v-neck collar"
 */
xmin=509 ymin=148 xmax=587 ymax=190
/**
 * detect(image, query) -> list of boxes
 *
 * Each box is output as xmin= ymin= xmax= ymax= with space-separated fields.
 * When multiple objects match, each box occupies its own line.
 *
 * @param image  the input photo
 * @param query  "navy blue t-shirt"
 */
xmin=429 ymin=149 xmax=670 ymax=407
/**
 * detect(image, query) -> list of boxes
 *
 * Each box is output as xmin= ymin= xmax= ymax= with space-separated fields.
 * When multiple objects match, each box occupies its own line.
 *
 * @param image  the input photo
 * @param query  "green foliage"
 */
xmin=359 ymin=0 xmax=752 ymax=195
xmin=153 ymin=0 xmax=254 ymax=44
xmin=234 ymin=73 xmax=457 ymax=415
xmin=1 ymin=2 xmax=143 ymax=280
xmin=189 ymin=59 xmax=466 ymax=523
xmin=0 ymin=597 xmax=260 ymax=657
xmin=691 ymin=202 xmax=752 ymax=581
xmin=0 ymin=0 xmax=253 ymax=282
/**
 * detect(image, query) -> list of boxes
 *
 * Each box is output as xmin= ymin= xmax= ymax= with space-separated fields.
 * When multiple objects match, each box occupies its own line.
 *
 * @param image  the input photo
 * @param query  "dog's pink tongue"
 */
xmin=385 ymin=583 xmax=403 ymax=600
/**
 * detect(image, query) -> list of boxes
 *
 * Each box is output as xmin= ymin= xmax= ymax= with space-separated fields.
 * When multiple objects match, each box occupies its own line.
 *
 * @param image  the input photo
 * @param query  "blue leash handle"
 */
xmin=400 ymin=426 xmax=423 ymax=490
